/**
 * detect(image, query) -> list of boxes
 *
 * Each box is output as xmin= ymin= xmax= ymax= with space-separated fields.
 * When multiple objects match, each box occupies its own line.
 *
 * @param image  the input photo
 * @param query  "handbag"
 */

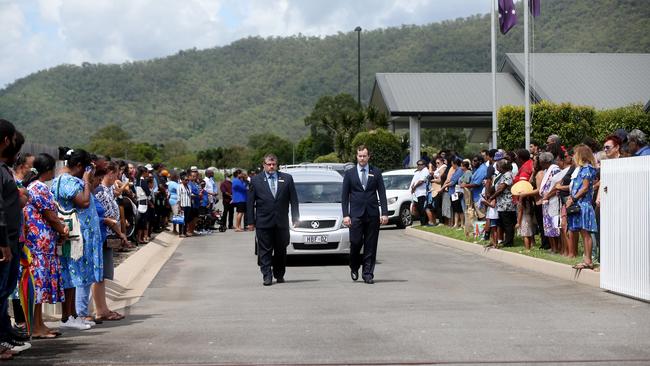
xmin=105 ymin=235 xmax=122 ymax=249
xmin=171 ymin=214 xmax=185 ymax=225
xmin=55 ymin=176 xmax=85 ymax=260
xmin=566 ymin=203 xmax=581 ymax=215
xmin=135 ymin=186 xmax=148 ymax=214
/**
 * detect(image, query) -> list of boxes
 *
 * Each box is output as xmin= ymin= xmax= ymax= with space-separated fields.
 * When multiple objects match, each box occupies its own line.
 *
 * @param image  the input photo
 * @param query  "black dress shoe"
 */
xmin=276 ymin=277 xmax=285 ymax=283
xmin=363 ymin=277 xmax=374 ymax=284
xmin=350 ymin=269 xmax=359 ymax=281
xmin=263 ymin=277 xmax=272 ymax=286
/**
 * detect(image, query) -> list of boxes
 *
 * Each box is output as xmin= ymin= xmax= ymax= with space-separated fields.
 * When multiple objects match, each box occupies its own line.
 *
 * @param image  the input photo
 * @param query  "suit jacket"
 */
xmin=341 ymin=165 xmax=388 ymax=218
xmin=246 ymin=171 xmax=300 ymax=229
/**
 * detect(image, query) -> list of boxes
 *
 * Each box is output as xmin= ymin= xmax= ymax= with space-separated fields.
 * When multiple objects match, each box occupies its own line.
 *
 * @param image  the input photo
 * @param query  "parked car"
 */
xmin=253 ymin=168 xmax=350 ymax=256
xmin=382 ymin=168 xmax=416 ymax=229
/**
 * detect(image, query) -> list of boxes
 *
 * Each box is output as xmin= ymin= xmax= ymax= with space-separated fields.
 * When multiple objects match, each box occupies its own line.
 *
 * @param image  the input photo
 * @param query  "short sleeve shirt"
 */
xmin=495 ymin=171 xmax=516 ymax=212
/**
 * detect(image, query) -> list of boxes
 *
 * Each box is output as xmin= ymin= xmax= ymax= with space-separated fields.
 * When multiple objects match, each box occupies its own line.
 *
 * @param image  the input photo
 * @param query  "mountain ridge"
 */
xmin=1 ymin=0 xmax=649 ymax=149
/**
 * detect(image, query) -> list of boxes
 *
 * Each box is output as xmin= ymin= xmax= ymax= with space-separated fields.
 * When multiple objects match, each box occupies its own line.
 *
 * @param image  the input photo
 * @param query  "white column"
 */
xmin=524 ymin=0 xmax=531 ymax=150
xmin=409 ymin=116 xmax=420 ymax=168
xmin=491 ymin=0 xmax=498 ymax=149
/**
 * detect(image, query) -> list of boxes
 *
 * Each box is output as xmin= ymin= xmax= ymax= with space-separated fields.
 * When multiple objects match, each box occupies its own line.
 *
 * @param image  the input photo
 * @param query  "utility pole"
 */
xmin=355 ymin=26 xmax=362 ymax=106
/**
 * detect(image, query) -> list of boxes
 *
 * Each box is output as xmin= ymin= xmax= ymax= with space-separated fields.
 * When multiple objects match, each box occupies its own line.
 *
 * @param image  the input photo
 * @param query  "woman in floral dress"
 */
xmin=22 ymin=154 xmax=69 ymax=338
xmin=51 ymin=149 xmax=103 ymax=329
xmin=567 ymin=145 xmax=599 ymax=269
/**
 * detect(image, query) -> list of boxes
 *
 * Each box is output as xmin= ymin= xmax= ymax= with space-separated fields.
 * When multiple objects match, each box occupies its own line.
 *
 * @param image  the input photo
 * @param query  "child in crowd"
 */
xmin=481 ymin=185 xmax=500 ymax=248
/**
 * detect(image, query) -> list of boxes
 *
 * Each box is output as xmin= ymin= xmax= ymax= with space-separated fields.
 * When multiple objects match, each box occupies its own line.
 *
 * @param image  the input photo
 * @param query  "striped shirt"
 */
xmin=178 ymin=183 xmax=192 ymax=208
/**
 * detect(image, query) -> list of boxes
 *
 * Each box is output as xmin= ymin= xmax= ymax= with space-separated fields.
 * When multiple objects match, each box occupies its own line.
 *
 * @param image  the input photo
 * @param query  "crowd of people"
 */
xmin=410 ymin=128 xmax=649 ymax=271
xmin=0 ymin=112 xmax=647 ymax=360
xmin=0 ymin=118 xmax=255 ymax=360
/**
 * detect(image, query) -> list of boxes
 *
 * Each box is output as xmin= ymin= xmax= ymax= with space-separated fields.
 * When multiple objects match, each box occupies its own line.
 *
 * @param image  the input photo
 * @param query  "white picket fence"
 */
xmin=600 ymin=156 xmax=650 ymax=301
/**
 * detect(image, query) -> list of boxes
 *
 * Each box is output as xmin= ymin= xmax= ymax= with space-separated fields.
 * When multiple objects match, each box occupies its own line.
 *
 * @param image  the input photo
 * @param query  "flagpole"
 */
xmin=491 ymin=0 xmax=498 ymax=149
xmin=524 ymin=0 xmax=531 ymax=150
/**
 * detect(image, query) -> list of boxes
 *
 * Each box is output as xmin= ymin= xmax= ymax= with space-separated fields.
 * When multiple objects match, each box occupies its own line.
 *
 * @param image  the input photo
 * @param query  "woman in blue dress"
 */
xmin=566 ymin=144 xmax=598 ymax=270
xmin=51 ymin=149 xmax=103 ymax=329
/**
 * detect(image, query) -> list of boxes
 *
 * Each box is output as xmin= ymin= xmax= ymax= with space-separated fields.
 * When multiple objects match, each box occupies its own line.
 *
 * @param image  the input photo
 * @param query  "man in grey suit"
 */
xmin=341 ymin=144 xmax=388 ymax=284
xmin=247 ymin=153 xmax=299 ymax=286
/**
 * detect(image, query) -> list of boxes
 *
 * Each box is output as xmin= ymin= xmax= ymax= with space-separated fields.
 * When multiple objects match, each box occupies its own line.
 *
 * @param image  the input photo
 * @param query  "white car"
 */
xmin=382 ymin=168 xmax=417 ymax=229
xmin=284 ymin=168 xmax=350 ymax=255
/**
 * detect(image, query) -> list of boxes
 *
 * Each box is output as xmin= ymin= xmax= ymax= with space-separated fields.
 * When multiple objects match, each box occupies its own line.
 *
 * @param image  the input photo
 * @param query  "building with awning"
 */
xmin=370 ymin=53 xmax=650 ymax=166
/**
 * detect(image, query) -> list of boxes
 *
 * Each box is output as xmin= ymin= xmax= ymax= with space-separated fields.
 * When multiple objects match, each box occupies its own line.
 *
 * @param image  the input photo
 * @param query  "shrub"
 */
xmin=593 ymin=104 xmax=650 ymax=142
xmin=313 ymin=152 xmax=340 ymax=163
xmin=351 ymin=129 xmax=403 ymax=171
xmin=498 ymin=101 xmax=596 ymax=151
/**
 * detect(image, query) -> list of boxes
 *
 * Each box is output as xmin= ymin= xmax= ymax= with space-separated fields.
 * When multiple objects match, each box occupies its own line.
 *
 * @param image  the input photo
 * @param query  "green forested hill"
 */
xmin=1 ymin=0 xmax=649 ymax=149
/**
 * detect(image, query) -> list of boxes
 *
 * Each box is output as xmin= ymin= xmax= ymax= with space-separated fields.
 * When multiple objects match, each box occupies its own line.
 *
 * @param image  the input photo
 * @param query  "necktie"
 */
xmin=270 ymin=175 xmax=277 ymax=197
xmin=361 ymin=168 xmax=367 ymax=189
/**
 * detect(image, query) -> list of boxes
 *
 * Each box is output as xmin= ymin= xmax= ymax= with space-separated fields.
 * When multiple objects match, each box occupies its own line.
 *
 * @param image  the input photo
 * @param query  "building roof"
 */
xmin=502 ymin=53 xmax=650 ymax=109
xmin=370 ymin=73 xmax=525 ymax=117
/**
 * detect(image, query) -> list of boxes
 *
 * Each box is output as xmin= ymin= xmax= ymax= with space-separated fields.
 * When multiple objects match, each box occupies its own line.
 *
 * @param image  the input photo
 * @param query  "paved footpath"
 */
xmin=17 ymin=228 xmax=650 ymax=365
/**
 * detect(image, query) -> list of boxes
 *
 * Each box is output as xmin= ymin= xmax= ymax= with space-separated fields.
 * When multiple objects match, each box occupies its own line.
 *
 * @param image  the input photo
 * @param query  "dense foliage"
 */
xmin=1 ymin=0 xmax=648 ymax=151
xmin=497 ymin=102 xmax=650 ymax=151
xmin=351 ymin=129 xmax=403 ymax=171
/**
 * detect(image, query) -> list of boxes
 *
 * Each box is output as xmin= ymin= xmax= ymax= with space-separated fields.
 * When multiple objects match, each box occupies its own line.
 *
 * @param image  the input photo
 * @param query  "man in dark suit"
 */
xmin=341 ymin=144 xmax=388 ymax=284
xmin=247 ymin=153 xmax=299 ymax=286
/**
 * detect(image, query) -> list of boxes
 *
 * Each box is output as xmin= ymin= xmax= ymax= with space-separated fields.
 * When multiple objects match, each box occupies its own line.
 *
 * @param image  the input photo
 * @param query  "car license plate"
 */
xmin=305 ymin=235 xmax=328 ymax=244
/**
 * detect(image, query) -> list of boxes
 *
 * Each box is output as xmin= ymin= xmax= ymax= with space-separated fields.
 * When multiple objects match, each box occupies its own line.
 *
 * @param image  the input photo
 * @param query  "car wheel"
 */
xmin=396 ymin=203 xmax=412 ymax=229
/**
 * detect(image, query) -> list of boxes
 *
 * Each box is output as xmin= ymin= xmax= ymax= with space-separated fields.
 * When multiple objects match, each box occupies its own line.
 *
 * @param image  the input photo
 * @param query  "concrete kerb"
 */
xmin=43 ymin=231 xmax=182 ymax=319
xmin=106 ymin=231 xmax=182 ymax=311
xmin=405 ymin=226 xmax=600 ymax=288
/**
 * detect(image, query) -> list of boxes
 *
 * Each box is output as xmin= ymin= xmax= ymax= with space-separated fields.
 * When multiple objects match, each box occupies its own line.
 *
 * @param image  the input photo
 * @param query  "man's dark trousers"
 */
xmin=349 ymin=214 xmax=380 ymax=280
xmin=223 ymin=202 xmax=234 ymax=228
xmin=256 ymin=226 xmax=290 ymax=280
xmin=0 ymin=243 xmax=20 ymax=338
xmin=416 ymin=195 xmax=427 ymax=225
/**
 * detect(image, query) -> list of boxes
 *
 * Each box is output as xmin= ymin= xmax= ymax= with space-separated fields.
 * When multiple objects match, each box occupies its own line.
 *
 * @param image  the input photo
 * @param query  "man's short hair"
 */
xmin=356 ymin=144 xmax=369 ymax=154
xmin=488 ymin=149 xmax=498 ymax=158
xmin=628 ymin=129 xmax=647 ymax=146
xmin=263 ymin=153 xmax=278 ymax=163
xmin=530 ymin=139 xmax=541 ymax=148
xmin=0 ymin=119 xmax=16 ymax=142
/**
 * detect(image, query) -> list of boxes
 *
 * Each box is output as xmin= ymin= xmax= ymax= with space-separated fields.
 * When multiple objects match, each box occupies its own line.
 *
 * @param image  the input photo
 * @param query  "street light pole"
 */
xmin=354 ymin=26 xmax=362 ymax=106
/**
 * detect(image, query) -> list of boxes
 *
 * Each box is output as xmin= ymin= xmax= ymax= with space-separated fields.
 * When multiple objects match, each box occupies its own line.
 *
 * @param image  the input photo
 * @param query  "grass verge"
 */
xmin=415 ymin=224 xmax=594 ymax=267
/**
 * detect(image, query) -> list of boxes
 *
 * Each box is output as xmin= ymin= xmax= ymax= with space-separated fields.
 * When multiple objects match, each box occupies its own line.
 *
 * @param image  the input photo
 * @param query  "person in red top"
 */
xmin=514 ymin=149 xmax=534 ymax=184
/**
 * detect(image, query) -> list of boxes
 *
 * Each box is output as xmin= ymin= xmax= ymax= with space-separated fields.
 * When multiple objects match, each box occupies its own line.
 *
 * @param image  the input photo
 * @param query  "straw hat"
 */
xmin=511 ymin=180 xmax=534 ymax=196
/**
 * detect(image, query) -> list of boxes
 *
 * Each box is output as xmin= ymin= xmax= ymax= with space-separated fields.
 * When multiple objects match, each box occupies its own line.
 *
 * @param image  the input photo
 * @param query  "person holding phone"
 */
xmin=52 ymin=149 xmax=103 ymax=330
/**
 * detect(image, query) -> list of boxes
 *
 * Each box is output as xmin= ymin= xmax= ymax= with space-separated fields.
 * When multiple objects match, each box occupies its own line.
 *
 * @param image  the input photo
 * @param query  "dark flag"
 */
xmin=530 ymin=0 xmax=541 ymax=17
xmin=498 ymin=0 xmax=518 ymax=34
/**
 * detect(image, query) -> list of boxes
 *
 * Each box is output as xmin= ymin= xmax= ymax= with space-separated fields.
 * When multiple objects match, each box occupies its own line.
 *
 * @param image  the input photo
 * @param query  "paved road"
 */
xmin=18 ymin=228 xmax=650 ymax=365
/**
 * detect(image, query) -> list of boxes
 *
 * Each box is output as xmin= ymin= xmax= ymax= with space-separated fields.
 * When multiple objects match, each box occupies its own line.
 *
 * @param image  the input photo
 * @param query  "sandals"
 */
xmin=96 ymin=311 xmax=124 ymax=321
xmin=572 ymin=262 xmax=594 ymax=270
xmin=32 ymin=333 xmax=59 ymax=339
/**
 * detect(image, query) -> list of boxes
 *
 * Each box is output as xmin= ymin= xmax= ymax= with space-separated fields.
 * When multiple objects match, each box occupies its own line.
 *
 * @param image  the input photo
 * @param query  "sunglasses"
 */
xmin=603 ymin=145 xmax=614 ymax=151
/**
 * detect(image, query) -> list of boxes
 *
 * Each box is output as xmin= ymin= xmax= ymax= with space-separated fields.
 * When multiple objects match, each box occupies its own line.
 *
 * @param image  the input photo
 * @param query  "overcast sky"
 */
xmin=0 ymin=0 xmax=491 ymax=88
